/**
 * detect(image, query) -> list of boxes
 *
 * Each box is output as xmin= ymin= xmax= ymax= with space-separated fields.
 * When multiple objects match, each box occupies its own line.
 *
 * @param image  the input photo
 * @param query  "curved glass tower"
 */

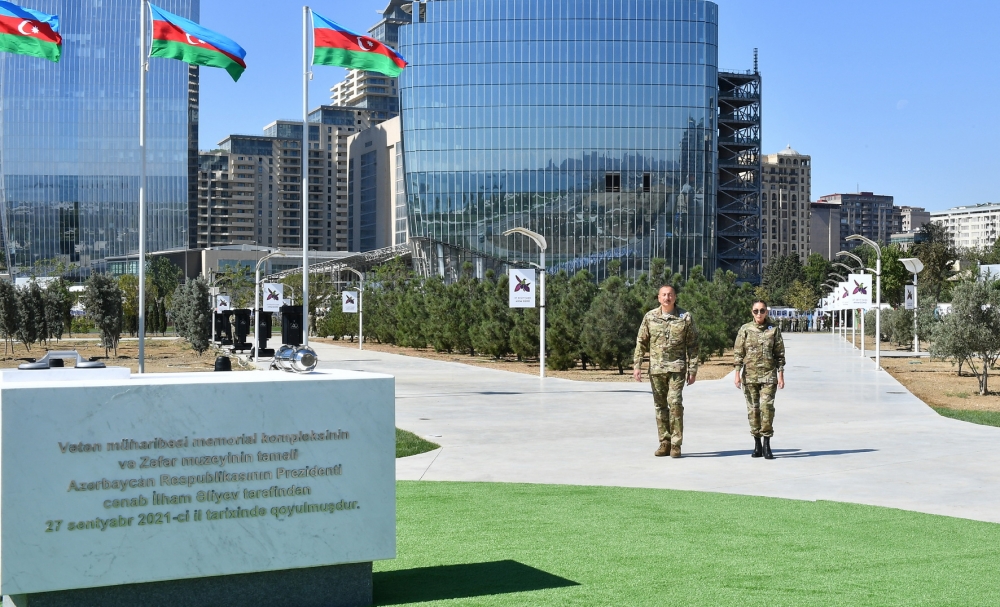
xmin=0 ymin=0 xmax=197 ymax=275
xmin=399 ymin=0 xmax=718 ymax=279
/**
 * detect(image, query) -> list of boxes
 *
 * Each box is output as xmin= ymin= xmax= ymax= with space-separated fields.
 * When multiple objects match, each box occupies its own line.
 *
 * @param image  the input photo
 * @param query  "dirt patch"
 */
xmin=0 ymin=337 xmax=245 ymax=373
xmin=315 ymin=338 xmax=734 ymax=382
xmin=838 ymin=334 xmax=1000 ymax=413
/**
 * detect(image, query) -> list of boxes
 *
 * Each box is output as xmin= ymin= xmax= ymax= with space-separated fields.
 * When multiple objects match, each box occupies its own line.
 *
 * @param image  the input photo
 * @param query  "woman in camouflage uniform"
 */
xmin=733 ymin=300 xmax=785 ymax=459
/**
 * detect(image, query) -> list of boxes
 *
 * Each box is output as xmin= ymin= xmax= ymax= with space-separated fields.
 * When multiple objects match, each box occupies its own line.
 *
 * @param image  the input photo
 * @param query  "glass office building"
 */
xmin=399 ymin=0 xmax=718 ymax=279
xmin=0 ymin=0 xmax=197 ymax=275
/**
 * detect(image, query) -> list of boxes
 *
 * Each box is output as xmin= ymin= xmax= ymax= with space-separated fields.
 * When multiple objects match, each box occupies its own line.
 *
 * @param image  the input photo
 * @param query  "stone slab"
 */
xmin=1 ymin=370 xmax=395 ymax=596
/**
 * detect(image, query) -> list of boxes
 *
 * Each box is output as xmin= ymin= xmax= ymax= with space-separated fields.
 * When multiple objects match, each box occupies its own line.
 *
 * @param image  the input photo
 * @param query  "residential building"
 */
xmin=809 ymin=200 xmax=841 ymax=260
xmin=760 ymin=145 xmax=811 ymax=264
xmin=931 ymin=203 xmax=1000 ymax=249
xmin=399 ymin=0 xmax=721 ymax=281
xmin=0 ymin=0 xmax=198 ymax=275
xmin=346 ymin=117 xmax=406 ymax=251
xmin=898 ymin=206 xmax=930 ymax=233
xmin=328 ymin=0 xmax=408 ymax=124
xmin=206 ymin=106 xmax=368 ymax=252
xmin=814 ymin=192 xmax=897 ymax=254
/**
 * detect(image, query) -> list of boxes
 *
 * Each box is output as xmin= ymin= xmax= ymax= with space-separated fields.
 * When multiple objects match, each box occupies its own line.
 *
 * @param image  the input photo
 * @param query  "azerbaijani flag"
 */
xmin=0 ymin=0 xmax=60 ymax=62
xmin=149 ymin=3 xmax=246 ymax=82
xmin=312 ymin=10 xmax=406 ymax=78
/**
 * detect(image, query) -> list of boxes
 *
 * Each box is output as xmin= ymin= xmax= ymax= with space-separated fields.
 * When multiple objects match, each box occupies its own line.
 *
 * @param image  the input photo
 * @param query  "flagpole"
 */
xmin=301 ymin=5 xmax=310 ymax=346
xmin=138 ymin=0 xmax=148 ymax=373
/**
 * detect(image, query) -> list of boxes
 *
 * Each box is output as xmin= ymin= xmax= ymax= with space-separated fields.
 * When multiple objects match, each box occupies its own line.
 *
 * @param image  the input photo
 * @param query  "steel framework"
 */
xmin=716 ymin=66 xmax=762 ymax=284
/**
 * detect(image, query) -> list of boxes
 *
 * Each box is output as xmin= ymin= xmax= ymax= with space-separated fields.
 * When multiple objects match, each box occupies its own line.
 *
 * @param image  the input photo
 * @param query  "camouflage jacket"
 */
xmin=733 ymin=321 xmax=786 ymax=384
xmin=633 ymin=307 xmax=699 ymax=376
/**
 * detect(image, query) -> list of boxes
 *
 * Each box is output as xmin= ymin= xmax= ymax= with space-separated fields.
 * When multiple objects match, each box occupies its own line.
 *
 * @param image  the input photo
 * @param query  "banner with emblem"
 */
xmin=508 ymin=269 xmax=536 ymax=308
xmin=215 ymin=294 xmax=231 ymax=312
xmin=262 ymin=283 xmax=283 ymax=313
xmin=847 ymin=274 xmax=872 ymax=309
xmin=342 ymin=291 xmax=359 ymax=313
xmin=904 ymin=285 xmax=917 ymax=310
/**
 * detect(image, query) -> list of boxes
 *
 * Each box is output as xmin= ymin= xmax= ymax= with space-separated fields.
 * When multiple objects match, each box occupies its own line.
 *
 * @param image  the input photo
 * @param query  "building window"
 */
xmin=642 ymin=173 xmax=651 ymax=193
xmin=605 ymin=173 xmax=621 ymax=192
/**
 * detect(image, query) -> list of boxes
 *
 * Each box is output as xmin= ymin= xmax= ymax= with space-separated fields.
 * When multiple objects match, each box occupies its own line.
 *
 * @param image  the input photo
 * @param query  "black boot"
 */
xmin=752 ymin=436 xmax=762 ymax=458
xmin=763 ymin=437 xmax=774 ymax=459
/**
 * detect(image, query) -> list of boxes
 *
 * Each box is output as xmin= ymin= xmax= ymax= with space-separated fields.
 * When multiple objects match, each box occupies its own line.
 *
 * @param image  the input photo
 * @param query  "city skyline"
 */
xmin=198 ymin=0 xmax=1000 ymax=213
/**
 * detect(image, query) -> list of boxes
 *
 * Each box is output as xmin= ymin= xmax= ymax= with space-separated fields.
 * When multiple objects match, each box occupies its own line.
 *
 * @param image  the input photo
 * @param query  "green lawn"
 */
xmin=933 ymin=406 xmax=1000 ymax=428
xmin=396 ymin=428 xmax=440 ymax=458
xmin=375 ymin=481 xmax=1000 ymax=606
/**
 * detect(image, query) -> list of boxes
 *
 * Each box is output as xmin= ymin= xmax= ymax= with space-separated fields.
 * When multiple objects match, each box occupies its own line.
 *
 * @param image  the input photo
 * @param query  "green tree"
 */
xmin=932 ymin=280 xmax=1000 ymax=394
xmin=82 ymin=273 xmax=123 ymax=357
xmin=581 ymin=276 xmax=643 ymax=374
xmin=786 ymin=280 xmax=818 ymax=314
xmin=0 ymin=280 xmax=18 ymax=354
xmin=469 ymin=271 xmax=512 ymax=359
xmin=857 ymin=243 xmax=908 ymax=306
xmin=362 ymin=259 xmax=410 ymax=344
xmin=445 ymin=262 xmax=480 ymax=355
xmin=320 ymin=295 xmax=358 ymax=342
xmin=170 ymin=277 xmax=211 ymax=355
xmin=395 ymin=276 xmax=427 ymax=348
xmin=214 ymin=264 xmax=255 ymax=310
xmin=762 ymin=254 xmax=805 ymax=305
xmin=44 ymin=279 xmax=70 ymax=342
xmin=422 ymin=275 xmax=456 ymax=352
xmin=546 ymin=271 xmax=582 ymax=370
xmin=281 ymin=271 xmax=336 ymax=338
xmin=803 ymin=253 xmax=831 ymax=294
xmin=119 ymin=274 xmax=140 ymax=337
xmin=509 ymin=306 xmax=540 ymax=362
xmin=15 ymin=282 xmax=42 ymax=351
xmin=912 ymin=223 xmax=958 ymax=303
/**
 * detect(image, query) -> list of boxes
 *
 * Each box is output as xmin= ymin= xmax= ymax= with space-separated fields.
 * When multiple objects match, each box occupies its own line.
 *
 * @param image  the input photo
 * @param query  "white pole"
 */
xmin=253 ymin=263 xmax=261 ymax=364
xmin=913 ymin=272 xmax=919 ymax=353
xmin=358 ymin=274 xmax=364 ymax=350
xmin=138 ymin=0 xmax=148 ymax=374
xmin=301 ymin=6 xmax=310 ymax=347
xmin=861 ymin=304 xmax=866 ymax=358
xmin=539 ymin=250 xmax=546 ymax=379
xmin=851 ymin=308 xmax=856 ymax=347
xmin=875 ymin=256 xmax=882 ymax=370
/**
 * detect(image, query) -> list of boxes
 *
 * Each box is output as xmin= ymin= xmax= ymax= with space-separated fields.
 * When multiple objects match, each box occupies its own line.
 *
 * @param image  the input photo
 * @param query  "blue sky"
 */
xmin=200 ymin=0 xmax=1000 ymax=211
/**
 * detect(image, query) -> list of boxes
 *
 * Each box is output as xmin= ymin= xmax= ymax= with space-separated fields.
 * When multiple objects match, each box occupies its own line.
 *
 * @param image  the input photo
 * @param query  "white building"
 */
xmin=346 ymin=117 xmax=407 ymax=251
xmin=931 ymin=203 xmax=1000 ymax=249
xmin=761 ymin=145 xmax=811 ymax=264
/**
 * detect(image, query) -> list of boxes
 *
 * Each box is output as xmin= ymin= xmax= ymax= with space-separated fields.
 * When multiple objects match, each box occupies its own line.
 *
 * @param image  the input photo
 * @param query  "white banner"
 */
xmin=837 ymin=282 xmax=851 ymax=310
xmin=262 ymin=283 xmax=283 ymax=313
xmin=847 ymin=274 xmax=872 ymax=309
xmin=508 ymin=269 xmax=536 ymax=308
xmin=215 ymin=294 xmax=231 ymax=312
xmin=342 ymin=291 xmax=359 ymax=313
xmin=904 ymin=285 xmax=917 ymax=310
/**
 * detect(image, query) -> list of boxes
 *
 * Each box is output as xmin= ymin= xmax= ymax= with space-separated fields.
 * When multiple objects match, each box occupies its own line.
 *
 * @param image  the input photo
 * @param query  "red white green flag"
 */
xmin=312 ymin=10 xmax=406 ymax=77
xmin=149 ymin=3 xmax=246 ymax=82
xmin=0 ymin=0 xmax=60 ymax=62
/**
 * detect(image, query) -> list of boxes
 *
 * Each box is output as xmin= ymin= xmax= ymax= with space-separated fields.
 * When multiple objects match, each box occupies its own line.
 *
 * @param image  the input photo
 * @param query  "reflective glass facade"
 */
xmin=0 ymin=0 xmax=197 ymax=274
xmin=400 ymin=0 xmax=718 ymax=279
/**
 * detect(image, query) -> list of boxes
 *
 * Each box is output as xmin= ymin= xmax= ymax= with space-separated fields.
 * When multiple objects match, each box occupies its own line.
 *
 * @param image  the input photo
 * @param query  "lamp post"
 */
xmin=835 ymin=252 xmax=872 ymax=358
xmin=847 ymin=235 xmax=882 ymax=370
xmin=900 ymin=257 xmax=924 ymax=353
xmin=503 ymin=227 xmax=547 ymax=379
xmin=832 ymin=262 xmax=859 ymax=347
xmin=823 ymin=279 xmax=838 ymax=334
xmin=253 ymin=250 xmax=285 ymax=365
xmin=828 ymin=272 xmax=847 ymax=338
xmin=341 ymin=267 xmax=364 ymax=350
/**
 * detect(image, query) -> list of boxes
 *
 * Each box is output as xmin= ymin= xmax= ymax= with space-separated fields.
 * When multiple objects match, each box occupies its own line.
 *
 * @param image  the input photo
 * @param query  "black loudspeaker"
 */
xmin=213 ymin=313 xmax=226 ymax=341
xmin=257 ymin=309 xmax=273 ymax=339
xmin=280 ymin=305 xmax=303 ymax=346
xmin=231 ymin=309 xmax=252 ymax=352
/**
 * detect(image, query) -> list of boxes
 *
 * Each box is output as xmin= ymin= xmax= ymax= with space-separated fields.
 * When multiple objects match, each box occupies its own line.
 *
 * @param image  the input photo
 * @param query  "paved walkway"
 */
xmin=308 ymin=334 xmax=1000 ymax=524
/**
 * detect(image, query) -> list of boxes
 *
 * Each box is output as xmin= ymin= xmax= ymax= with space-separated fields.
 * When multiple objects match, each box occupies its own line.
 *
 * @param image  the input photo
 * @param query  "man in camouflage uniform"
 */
xmin=633 ymin=284 xmax=699 ymax=458
xmin=733 ymin=300 xmax=786 ymax=459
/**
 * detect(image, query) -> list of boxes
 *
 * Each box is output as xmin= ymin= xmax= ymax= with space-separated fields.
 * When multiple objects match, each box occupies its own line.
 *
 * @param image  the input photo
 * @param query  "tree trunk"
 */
xmin=982 ymin=364 xmax=989 ymax=396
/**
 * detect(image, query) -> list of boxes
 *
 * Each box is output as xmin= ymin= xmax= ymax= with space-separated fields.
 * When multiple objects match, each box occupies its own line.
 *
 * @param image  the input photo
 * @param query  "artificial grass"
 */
xmin=375 ymin=481 xmax=1000 ymax=606
xmin=932 ymin=406 xmax=1000 ymax=428
xmin=396 ymin=428 xmax=440 ymax=458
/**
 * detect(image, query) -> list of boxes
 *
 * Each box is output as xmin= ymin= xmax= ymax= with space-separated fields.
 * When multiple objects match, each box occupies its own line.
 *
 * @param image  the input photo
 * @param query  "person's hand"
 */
xmin=777 ymin=372 xmax=785 ymax=390
xmin=633 ymin=368 xmax=642 ymax=382
xmin=686 ymin=373 xmax=696 ymax=386
xmin=734 ymin=373 xmax=742 ymax=390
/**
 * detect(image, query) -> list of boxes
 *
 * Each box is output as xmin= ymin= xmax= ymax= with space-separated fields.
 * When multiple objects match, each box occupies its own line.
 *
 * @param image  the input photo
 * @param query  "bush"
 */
xmin=82 ymin=273 xmax=123 ymax=357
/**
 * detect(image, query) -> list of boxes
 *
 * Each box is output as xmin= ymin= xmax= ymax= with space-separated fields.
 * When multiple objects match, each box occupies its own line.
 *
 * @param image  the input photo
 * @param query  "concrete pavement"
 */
xmin=308 ymin=334 xmax=1000 ymax=524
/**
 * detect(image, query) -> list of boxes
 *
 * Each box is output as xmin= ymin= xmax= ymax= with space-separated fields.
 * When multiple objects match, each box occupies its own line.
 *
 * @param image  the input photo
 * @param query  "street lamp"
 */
xmin=847 ymin=234 xmax=882 ymax=370
xmin=835 ymin=252 xmax=870 ymax=358
xmin=253 ymin=250 xmax=285 ymax=365
xmin=503 ymin=227 xmax=547 ymax=379
xmin=341 ymin=267 xmax=365 ymax=350
xmin=900 ymin=257 xmax=924 ymax=353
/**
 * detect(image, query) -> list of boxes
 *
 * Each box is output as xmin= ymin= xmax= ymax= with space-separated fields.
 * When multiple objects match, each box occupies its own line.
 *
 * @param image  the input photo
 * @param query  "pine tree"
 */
xmin=395 ymin=277 xmax=428 ymax=348
xmin=16 ymin=283 xmax=39 ymax=351
xmin=423 ymin=276 xmax=454 ymax=352
xmin=547 ymin=270 xmax=598 ymax=370
xmin=509 ymin=306 xmax=540 ymax=362
xmin=470 ymin=271 xmax=512 ymax=359
xmin=82 ymin=273 xmax=123 ymax=357
xmin=0 ymin=280 xmax=18 ymax=354
xmin=581 ymin=276 xmax=643 ymax=374
xmin=44 ymin=280 xmax=69 ymax=342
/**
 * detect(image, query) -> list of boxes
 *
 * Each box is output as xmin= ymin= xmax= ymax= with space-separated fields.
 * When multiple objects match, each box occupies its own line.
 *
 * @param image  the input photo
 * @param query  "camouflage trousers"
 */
xmin=650 ymin=372 xmax=685 ymax=446
xmin=743 ymin=382 xmax=777 ymax=438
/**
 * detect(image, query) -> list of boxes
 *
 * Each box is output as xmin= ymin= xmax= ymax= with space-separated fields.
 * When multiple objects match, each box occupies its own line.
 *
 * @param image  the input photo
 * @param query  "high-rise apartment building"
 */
xmin=814 ymin=192 xmax=897 ymax=254
xmin=898 ymin=206 xmax=930 ymax=233
xmin=931 ymin=203 xmax=1000 ymax=249
xmin=0 ymin=0 xmax=198 ymax=275
xmin=328 ymin=1 xmax=409 ymax=124
xmin=206 ymin=107 xmax=368 ymax=251
xmin=399 ymin=0 xmax=720 ymax=281
xmin=809 ymin=199 xmax=841 ymax=261
xmin=346 ymin=117 xmax=406 ymax=251
xmin=760 ymin=146 xmax=811 ymax=264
